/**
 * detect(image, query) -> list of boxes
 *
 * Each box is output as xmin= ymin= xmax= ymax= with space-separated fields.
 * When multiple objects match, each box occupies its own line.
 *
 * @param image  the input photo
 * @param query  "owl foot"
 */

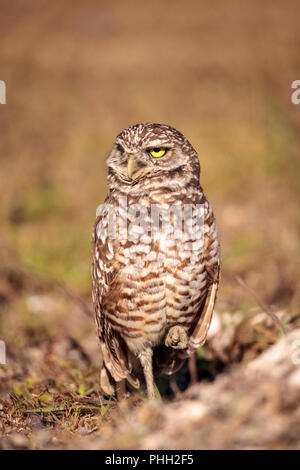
xmin=165 ymin=326 xmax=188 ymax=350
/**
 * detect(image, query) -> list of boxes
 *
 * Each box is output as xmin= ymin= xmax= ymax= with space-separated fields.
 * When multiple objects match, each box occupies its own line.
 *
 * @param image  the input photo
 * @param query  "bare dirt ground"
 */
xmin=0 ymin=0 xmax=300 ymax=449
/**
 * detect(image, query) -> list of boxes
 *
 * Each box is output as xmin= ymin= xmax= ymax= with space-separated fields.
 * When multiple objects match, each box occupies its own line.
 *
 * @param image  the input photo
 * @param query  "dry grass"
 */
xmin=0 ymin=0 xmax=300 ymax=449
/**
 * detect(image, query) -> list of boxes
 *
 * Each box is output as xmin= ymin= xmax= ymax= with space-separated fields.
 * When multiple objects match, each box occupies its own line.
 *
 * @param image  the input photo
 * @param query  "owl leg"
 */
xmin=138 ymin=348 xmax=156 ymax=399
xmin=116 ymin=379 xmax=126 ymax=400
xmin=165 ymin=325 xmax=188 ymax=350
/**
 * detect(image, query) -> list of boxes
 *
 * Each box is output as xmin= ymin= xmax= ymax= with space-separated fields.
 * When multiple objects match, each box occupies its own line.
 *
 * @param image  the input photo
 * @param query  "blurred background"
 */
xmin=0 ymin=0 xmax=300 ymax=448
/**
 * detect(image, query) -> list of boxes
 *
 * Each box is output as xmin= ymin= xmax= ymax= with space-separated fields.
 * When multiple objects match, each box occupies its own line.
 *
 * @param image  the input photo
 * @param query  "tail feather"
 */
xmin=100 ymin=336 xmax=140 ymax=395
xmin=100 ymin=365 xmax=115 ymax=395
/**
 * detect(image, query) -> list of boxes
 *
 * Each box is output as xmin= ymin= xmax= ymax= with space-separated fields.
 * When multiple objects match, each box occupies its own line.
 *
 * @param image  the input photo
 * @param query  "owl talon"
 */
xmin=165 ymin=326 xmax=188 ymax=350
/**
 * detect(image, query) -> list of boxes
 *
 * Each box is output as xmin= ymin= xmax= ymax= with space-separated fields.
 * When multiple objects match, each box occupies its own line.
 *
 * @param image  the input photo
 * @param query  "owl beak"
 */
xmin=127 ymin=155 xmax=135 ymax=178
xmin=127 ymin=155 xmax=146 ymax=179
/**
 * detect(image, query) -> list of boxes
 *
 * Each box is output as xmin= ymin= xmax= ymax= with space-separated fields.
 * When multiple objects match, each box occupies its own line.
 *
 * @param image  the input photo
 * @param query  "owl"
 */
xmin=92 ymin=123 xmax=220 ymax=399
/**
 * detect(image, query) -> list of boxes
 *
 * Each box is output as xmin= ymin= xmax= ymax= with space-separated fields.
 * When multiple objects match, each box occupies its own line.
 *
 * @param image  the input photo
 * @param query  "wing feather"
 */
xmin=188 ymin=196 xmax=221 ymax=353
xmin=92 ymin=209 xmax=139 ymax=395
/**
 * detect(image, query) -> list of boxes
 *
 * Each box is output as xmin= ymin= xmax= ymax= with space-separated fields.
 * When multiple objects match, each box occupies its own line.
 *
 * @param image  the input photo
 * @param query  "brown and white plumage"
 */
xmin=92 ymin=123 xmax=220 ymax=398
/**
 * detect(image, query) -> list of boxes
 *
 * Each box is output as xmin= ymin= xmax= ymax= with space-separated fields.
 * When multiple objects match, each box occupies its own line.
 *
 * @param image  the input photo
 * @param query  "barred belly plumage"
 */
xmin=101 ymin=194 xmax=208 ymax=353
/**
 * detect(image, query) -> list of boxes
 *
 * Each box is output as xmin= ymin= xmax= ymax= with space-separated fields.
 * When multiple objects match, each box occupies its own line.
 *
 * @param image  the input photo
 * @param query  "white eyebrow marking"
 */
xmin=146 ymin=139 xmax=173 ymax=148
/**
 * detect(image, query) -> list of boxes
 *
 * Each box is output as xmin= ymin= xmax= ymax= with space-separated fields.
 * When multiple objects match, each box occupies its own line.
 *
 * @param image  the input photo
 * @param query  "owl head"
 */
xmin=106 ymin=123 xmax=200 ymax=185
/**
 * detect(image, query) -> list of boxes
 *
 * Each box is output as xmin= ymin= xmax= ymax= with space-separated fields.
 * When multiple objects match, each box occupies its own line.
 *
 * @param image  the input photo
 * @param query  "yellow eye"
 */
xmin=149 ymin=147 xmax=166 ymax=158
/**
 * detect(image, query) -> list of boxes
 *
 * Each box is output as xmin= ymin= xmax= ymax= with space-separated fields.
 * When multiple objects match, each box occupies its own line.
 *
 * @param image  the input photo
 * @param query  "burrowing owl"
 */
xmin=92 ymin=123 xmax=220 ymax=399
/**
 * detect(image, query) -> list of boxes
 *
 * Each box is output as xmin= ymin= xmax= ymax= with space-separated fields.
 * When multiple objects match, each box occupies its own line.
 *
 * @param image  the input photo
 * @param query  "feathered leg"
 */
xmin=138 ymin=348 xmax=156 ymax=399
xmin=116 ymin=379 xmax=126 ymax=399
